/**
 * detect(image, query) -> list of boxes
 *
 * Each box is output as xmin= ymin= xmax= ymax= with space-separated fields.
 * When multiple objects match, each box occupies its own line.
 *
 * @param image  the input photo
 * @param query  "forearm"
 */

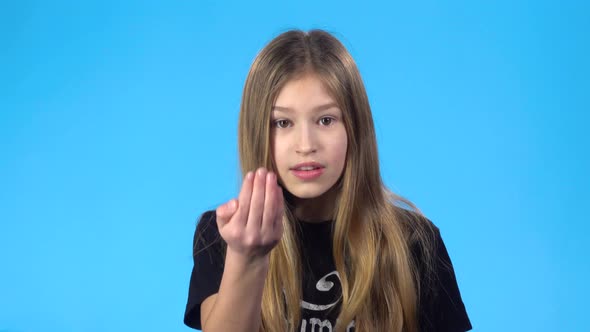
xmin=202 ymin=250 xmax=269 ymax=332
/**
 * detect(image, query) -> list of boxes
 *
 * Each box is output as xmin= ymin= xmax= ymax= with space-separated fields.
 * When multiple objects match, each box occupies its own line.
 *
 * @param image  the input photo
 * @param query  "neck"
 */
xmin=290 ymin=186 xmax=339 ymax=223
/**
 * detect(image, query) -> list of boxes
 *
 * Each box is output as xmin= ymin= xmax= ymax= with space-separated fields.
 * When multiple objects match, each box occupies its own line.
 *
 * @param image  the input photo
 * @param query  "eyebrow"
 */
xmin=271 ymin=102 xmax=339 ymax=113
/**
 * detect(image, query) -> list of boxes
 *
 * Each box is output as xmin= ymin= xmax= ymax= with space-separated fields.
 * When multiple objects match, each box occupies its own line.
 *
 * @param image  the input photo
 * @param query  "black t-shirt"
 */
xmin=184 ymin=210 xmax=472 ymax=332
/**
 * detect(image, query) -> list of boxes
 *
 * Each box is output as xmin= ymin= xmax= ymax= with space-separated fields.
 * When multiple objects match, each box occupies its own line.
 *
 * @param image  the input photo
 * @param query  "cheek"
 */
xmin=270 ymin=135 xmax=287 ymax=169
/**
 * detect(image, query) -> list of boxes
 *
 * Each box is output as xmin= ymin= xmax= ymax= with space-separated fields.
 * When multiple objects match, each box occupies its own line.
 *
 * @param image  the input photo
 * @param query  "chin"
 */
xmin=290 ymin=191 xmax=325 ymax=199
xmin=284 ymin=183 xmax=333 ymax=200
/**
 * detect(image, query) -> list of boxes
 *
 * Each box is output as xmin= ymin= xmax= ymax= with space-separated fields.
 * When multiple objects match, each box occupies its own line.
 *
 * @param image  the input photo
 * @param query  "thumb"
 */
xmin=216 ymin=199 xmax=238 ymax=226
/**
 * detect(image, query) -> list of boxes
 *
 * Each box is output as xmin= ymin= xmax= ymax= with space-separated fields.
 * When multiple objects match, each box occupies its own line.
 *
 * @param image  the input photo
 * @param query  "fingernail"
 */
xmin=246 ymin=171 xmax=254 ymax=180
xmin=258 ymin=167 xmax=266 ymax=176
xmin=229 ymin=199 xmax=237 ymax=209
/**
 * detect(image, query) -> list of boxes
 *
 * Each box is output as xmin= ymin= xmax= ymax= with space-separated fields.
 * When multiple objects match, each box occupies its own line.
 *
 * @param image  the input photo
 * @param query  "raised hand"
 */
xmin=215 ymin=168 xmax=284 ymax=261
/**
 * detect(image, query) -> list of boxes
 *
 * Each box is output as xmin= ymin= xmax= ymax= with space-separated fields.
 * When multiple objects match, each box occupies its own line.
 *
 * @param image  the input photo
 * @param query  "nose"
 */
xmin=295 ymin=123 xmax=317 ymax=155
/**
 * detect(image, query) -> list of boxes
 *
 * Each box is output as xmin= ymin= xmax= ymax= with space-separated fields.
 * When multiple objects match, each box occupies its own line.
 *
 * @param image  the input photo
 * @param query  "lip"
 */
xmin=290 ymin=162 xmax=325 ymax=170
xmin=290 ymin=162 xmax=325 ymax=180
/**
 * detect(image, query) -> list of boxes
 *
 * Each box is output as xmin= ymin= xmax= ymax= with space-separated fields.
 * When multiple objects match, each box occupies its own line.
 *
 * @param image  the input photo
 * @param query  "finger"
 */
xmin=246 ymin=167 xmax=267 ymax=231
xmin=274 ymin=184 xmax=285 ymax=232
xmin=225 ymin=199 xmax=238 ymax=215
xmin=215 ymin=199 xmax=237 ymax=228
xmin=235 ymin=171 xmax=254 ymax=226
xmin=261 ymin=171 xmax=277 ymax=235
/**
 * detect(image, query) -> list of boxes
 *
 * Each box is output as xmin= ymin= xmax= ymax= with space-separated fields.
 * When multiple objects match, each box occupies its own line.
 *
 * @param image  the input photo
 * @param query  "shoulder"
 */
xmin=194 ymin=210 xmax=219 ymax=236
xmin=184 ymin=210 xmax=226 ymax=329
xmin=393 ymin=206 xmax=451 ymax=291
xmin=194 ymin=210 xmax=218 ymax=234
xmin=393 ymin=206 xmax=441 ymax=254
xmin=192 ymin=210 xmax=224 ymax=257
xmin=196 ymin=210 xmax=217 ymax=227
xmin=395 ymin=207 xmax=472 ymax=331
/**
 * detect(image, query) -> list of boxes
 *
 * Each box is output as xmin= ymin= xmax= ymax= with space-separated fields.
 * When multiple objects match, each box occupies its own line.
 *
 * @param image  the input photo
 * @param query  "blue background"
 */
xmin=1 ymin=1 xmax=588 ymax=331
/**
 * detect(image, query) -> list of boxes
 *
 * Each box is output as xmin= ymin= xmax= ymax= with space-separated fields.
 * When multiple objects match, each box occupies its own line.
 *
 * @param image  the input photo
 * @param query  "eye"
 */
xmin=273 ymin=119 xmax=291 ymax=128
xmin=319 ymin=117 xmax=335 ymax=126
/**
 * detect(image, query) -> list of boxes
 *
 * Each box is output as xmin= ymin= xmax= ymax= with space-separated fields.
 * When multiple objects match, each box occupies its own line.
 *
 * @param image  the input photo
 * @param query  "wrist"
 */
xmin=225 ymin=248 xmax=270 ymax=271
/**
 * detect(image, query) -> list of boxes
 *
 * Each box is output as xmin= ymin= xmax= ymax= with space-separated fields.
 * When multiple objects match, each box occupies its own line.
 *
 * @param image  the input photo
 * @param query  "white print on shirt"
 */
xmin=301 ymin=271 xmax=339 ymax=311
xmin=299 ymin=271 xmax=356 ymax=332
xmin=299 ymin=318 xmax=355 ymax=332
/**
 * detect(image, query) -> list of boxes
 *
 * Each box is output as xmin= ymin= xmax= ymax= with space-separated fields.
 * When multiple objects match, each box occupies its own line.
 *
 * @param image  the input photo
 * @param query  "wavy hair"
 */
xmin=238 ymin=29 xmax=436 ymax=332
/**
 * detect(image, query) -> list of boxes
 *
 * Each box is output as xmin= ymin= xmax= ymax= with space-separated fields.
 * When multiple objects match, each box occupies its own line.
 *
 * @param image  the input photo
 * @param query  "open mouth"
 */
xmin=294 ymin=166 xmax=322 ymax=171
xmin=291 ymin=166 xmax=324 ymax=180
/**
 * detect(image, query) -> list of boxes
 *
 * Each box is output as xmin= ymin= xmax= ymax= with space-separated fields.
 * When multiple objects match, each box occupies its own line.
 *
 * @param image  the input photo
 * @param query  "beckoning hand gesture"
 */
xmin=215 ymin=168 xmax=284 ymax=261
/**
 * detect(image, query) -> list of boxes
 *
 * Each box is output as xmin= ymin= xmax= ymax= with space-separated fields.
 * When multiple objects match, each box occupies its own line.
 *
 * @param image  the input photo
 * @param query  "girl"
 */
xmin=184 ymin=29 xmax=472 ymax=332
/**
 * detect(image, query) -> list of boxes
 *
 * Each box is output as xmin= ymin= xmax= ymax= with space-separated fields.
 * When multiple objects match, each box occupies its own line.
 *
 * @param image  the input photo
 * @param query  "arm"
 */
xmin=201 ymin=252 xmax=269 ymax=332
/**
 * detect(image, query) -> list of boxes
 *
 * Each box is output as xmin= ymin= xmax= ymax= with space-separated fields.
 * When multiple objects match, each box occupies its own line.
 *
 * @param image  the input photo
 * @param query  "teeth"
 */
xmin=298 ymin=166 xmax=317 ymax=171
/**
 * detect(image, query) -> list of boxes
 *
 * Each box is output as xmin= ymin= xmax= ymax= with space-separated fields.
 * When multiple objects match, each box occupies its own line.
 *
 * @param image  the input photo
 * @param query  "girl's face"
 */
xmin=270 ymin=73 xmax=348 ymax=200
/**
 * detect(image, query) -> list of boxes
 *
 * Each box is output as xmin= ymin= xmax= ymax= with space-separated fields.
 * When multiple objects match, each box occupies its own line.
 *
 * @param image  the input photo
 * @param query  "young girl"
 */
xmin=184 ymin=29 xmax=472 ymax=332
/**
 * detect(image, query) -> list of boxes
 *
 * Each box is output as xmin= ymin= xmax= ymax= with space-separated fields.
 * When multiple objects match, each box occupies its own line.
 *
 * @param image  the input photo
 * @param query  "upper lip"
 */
xmin=291 ymin=162 xmax=325 ymax=170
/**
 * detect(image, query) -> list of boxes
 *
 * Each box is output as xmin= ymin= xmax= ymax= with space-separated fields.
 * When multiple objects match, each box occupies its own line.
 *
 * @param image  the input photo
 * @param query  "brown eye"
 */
xmin=274 ymin=119 xmax=291 ymax=128
xmin=320 ymin=117 xmax=334 ymax=126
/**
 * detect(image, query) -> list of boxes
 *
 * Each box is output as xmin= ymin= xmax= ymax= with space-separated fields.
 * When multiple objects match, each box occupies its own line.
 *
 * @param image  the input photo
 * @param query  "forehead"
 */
xmin=272 ymin=74 xmax=339 ymax=113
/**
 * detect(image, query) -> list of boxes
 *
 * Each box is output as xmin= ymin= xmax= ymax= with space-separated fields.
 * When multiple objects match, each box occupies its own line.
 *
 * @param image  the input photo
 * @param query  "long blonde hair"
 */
xmin=238 ymin=29 xmax=436 ymax=332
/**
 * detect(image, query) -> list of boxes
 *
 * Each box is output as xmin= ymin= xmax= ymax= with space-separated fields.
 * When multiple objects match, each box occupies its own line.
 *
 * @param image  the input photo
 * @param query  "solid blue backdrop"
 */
xmin=1 ymin=1 xmax=588 ymax=331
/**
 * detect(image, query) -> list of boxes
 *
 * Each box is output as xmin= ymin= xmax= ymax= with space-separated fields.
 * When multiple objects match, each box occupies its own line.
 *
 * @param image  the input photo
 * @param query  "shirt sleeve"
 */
xmin=183 ymin=210 xmax=226 ymax=330
xmin=419 ymin=226 xmax=472 ymax=332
